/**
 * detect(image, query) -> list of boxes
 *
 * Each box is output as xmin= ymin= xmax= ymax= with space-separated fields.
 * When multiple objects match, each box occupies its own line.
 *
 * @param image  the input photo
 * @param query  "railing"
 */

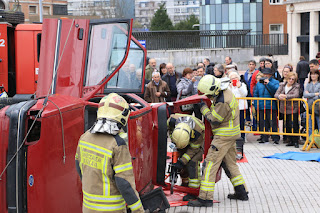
xmin=132 ymin=30 xmax=288 ymax=56
xmin=234 ymin=97 xmax=319 ymax=151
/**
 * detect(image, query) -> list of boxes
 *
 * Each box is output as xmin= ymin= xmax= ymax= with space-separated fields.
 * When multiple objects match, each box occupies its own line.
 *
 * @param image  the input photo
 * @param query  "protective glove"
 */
xmin=172 ymin=160 xmax=184 ymax=172
xmin=195 ymin=99 xmax=206 ymax=109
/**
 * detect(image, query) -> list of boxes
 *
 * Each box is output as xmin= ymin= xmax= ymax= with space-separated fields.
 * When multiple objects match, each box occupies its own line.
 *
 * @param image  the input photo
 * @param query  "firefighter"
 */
xmin=75 ymin=93 xmax=144 ymax=213
xmin=167 ymin=114 xmax=205 ymax=201
xmin=188 ymin=75 xmax=248 ymax=207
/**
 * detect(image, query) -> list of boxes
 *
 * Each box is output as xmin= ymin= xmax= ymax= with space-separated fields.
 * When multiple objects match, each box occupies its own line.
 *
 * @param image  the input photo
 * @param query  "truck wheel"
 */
xmin=0 ymin=11 xmax=24 ymax=25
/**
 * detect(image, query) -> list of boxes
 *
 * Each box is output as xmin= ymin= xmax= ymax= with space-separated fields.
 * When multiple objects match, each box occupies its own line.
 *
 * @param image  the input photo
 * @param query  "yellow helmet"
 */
xmin=172 ymin=123 xmax=191 ymax=149
xmin=97 ymin=93 xmax=130 ymax=126
xmin=197 ymin=75 xmax=221 ymax=97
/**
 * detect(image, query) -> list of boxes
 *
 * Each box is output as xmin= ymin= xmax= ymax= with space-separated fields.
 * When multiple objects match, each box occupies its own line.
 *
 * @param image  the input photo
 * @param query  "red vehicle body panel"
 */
xmin=36 ymin=19 xmax=90 ymax=98
xmin=26 ymin=96 xmax=84 ymax=212
xmin=15 ymin=24 xmax=42 ymax=94
xmin=0 ymin=24 xmax=9 ymax=92
xmin=0 ymin=106 xmax=10 ymax=213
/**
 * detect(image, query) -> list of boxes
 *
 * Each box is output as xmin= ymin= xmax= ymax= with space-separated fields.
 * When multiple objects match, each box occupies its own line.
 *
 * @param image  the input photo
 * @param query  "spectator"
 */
xmin=192 ymin=68 xmax=198 ymax=78
xmin=213 ymin=64 xmax=225 ymax=78
xmin=229 ymin=72 xmax=248 ymax=141
xmin=280 ymin=64 xmax=293 ymax=83
xmin=162 ymin=63 xmax=181 ymax=101
xmin=296 ymin=56 xmax=310 ymax=92
xmin=241 ymin=60 xmax=259 ymax=130
xmin=225 ymin=64 xmax=238 ymax=74
xmin=265 ymin=58 xmax=281 ymax=81
xmin=225 ymin=56 xmax=238 ymax=68
xmin=226 ymin=68 xmax=237 ymax=77
xmin=203 ymin=58 xmax=210 ymax=67
xmin=252 ymin=72 xmax=264 ymax=95
xmin=193 ymin=66 xmax=205 ymax=119
xmin=144 ymin=72 xmax=170 ymax=103
xmin=258 ymin=58 xmax=265 ymax=72
xmin=316 ymin=52 xmax=320 ymax=64
xmin=145 ymin=58 xmax=158 ymax=81
xmin=197 ymin=62 xmax=205 ymax=68
xmin=203 ymin=58 xmax=215 ymax=75
xmin=242 ymin=60 xmax=258 ymax=96
xmin=254 ymin=68 xmax=280 ymax=144
xmin=304 ymin=69 xmax=320 ymax=138
xmin=274 ymin=72 xmax=300 ymax=148
xmin=309 ymin=59 xmax=320 ymax=72
xmin=177 ymin=68 xmax=194 ymax=100
xmin=159 ymin=63 xmax=167 ymax=77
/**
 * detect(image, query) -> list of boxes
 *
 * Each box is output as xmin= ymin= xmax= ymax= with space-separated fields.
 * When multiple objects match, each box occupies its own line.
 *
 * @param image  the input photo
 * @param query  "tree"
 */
xmin=174 ymin=14 xmax=199 ymax=30
xmin=150 ymin=3 xmax=173 ymax=31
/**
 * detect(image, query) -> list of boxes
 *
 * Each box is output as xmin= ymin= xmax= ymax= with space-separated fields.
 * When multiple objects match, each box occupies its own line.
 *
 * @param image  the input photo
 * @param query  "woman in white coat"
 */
xmin=229 ymin=72 xmax=248 ymax=141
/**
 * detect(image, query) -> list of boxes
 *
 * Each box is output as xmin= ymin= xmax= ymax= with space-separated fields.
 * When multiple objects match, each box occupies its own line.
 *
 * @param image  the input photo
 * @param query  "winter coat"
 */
xmin=242 ymin=69 xmax=258 ymax=97
xmin=229 ymin=82 xmax=248 ymax=110
xmin=145 ymin=64 xmax=157 ymax=81
xmin=303 ymin=81 xmax=320 ymax=110
xmin=75 ymin=131 xmax=144 ymax=213
xmin=144 ymin=80 xmax=170 ymax=103
xmin=162 ymin=72 xmax=181 ymax=101
xmin=274 ymin=82 xmax=300 ymax=114
xmin=253 ymin=77 xmax=279 ymax=110
xmin=296 ymin=60 xmax=310 ymax=79
xmin=177 ymin=77 xmax=193 ymax=100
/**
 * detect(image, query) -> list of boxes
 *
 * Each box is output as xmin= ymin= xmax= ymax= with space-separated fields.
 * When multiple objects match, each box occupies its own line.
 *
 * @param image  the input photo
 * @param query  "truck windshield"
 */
xmin=85 ymin=23 xmax=128 ymax=87
xmin=105 ymin=39 xmax=144 ymax=92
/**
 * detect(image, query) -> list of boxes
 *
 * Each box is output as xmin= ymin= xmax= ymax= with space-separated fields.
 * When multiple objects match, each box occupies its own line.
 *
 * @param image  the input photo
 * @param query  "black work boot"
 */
xmin=182 ymin=194 xmax=197 ymax=201
xmin=187 ymin=198 xmax=213 ymax=207
xmin=227 ymin=185 xmax=249 ymax=201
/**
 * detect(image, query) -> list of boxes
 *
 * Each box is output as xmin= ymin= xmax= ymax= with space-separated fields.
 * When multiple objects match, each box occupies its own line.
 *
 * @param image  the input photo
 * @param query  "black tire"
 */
xmin=0 ymin=11 xmax=24 ymax=25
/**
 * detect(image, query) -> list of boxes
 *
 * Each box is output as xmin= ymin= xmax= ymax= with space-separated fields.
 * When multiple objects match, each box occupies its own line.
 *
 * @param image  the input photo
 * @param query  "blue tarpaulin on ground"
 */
xmin=264 ymin=151 xmax=320 ymax=162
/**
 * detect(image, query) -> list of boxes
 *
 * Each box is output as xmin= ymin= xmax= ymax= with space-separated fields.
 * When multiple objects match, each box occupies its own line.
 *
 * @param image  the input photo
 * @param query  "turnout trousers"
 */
xmin=199 ymin=134 xmax=247 ymax=200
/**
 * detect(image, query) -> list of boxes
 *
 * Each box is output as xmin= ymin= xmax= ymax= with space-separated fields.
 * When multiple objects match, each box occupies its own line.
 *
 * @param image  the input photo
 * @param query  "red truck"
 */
xmin=0 ymin=18 xmax=218 ymax=212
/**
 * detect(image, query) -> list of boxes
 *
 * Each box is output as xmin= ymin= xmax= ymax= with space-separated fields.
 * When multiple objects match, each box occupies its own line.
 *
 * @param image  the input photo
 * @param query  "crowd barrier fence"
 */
xmin=236 ymin=97 xmax=319 ymax=151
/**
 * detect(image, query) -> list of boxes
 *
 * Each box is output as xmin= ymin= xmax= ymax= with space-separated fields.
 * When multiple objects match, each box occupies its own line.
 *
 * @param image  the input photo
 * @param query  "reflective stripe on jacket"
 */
xmin=200 ymin=89 xmax=240 ymax=137
xmin=75 ymin=131 xmax=144 ymax=213
xmin=167 ymin=114 xmax=204 ymax=165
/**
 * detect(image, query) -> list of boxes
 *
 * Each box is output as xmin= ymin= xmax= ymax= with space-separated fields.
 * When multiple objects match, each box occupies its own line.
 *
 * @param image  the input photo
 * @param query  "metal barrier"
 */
xmin=236 ymin=97 xmax=313 ymax=150
xmin=304 ymin=99 xmax=320 ymax=151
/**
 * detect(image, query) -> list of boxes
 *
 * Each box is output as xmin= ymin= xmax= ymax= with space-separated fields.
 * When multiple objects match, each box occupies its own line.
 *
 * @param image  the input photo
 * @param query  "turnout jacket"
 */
xmin=200 ymin=89 xmax=240 ymax=137
xmin=75 ymin=131 xmax=144 ymax=213
xmin=167 ymin=114 xmax=205 ymax=165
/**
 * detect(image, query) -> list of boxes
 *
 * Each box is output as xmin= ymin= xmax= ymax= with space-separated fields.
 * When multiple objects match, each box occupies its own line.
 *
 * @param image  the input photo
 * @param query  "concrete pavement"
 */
xmin=166 ymin=134 xmax=320 ymax=213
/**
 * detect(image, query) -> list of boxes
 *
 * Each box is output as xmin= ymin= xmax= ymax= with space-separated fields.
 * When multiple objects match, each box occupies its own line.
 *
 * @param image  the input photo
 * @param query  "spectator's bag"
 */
xmin=180 ymin=95 xmax=194 ymax=111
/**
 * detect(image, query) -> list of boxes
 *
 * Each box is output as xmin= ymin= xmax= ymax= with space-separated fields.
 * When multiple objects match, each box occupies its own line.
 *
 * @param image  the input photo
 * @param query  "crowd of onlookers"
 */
xmin=142 ymin=53 xmax=320 ymax=148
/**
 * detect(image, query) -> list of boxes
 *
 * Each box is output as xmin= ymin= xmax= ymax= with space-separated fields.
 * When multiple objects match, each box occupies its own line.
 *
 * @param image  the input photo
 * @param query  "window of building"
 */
xmin=43 ymin=6 xmax=50 ymax=15
xmin=269 ymin=24 xmax=283 ymax=34
xmin=269 ymin=0 xmax=282 ymax=4
xmin=29 ymin=5 xmax=37 ymax=14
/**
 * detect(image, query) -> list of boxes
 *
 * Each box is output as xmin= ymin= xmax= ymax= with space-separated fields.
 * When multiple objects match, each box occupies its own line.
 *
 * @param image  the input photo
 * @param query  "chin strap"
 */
xmin=90 ymin=118 xmax=120 ymax=135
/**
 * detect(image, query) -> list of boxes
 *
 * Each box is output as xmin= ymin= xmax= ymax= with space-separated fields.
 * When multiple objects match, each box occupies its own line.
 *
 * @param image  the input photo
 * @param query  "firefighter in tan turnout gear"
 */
xmin=167 ymin=114 xmax=205 ymax=201
xmin=75 ymin=93 xmax=144 ymax=213
xmin=188 ymin=75 xmax=249 ymax=207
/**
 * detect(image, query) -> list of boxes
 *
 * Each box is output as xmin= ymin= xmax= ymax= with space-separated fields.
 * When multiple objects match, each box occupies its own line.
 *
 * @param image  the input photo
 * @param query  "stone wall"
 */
xmin=147 ymin=48 xmax=255 ymax=73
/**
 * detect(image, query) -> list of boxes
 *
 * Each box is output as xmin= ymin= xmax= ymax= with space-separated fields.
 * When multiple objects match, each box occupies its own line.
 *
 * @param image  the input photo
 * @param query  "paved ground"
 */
xmin=166 ymin=134 xmax=320 ymax=213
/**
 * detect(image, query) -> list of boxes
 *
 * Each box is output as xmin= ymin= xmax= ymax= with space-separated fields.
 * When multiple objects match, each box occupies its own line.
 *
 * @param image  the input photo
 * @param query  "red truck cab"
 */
xmin=0 ymin=23 xmax=41 ymax=97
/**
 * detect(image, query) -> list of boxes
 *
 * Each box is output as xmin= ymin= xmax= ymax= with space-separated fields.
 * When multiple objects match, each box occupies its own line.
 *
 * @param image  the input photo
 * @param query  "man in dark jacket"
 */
xmin=296 ymin=56 xmax=310 ymax=92
xmin=162 ymin=63 xmax=181 ymax=101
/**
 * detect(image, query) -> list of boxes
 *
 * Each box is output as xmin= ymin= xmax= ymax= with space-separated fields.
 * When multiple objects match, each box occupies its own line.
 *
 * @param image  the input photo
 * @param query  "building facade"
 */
xmin=263 ymin=0 xmax=287 ymax=35
xmin=68 ymin=0 xmax=134 ymax=19
xmin=8 ymin=0 xmax=67 ymax=23
xmin=199 ymin=0 xmax=263 ymax=34
xmin=286 ymin=0 xmax=320 ymax=63
xmin=135 ymin=0 xmax=200 ymax=29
